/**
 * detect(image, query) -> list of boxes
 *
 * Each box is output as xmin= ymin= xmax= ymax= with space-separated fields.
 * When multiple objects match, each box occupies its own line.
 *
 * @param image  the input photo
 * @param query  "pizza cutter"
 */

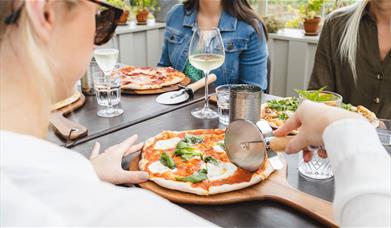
xmin=156 ymin=74 xmax=217 ymax=105
xmin=225 ymin=119 xmax=293 ymax=172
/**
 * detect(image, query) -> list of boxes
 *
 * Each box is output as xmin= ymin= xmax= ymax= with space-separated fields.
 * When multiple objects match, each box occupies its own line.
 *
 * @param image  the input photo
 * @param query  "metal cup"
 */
xmin=229 ymin=84 xmax=262 ymax=124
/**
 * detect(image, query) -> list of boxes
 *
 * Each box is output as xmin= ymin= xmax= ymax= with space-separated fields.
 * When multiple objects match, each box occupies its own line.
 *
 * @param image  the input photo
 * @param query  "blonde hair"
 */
xmin=328 ymin=0 xmax=370 ymax=85
xmin=0 ymin=0 xmax=77 ymax=136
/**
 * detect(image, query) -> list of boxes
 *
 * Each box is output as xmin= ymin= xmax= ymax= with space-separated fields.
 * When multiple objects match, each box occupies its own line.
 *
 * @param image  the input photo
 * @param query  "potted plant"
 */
xmin=107 ymin=0 xmax=131 ymax=25
xmin=133 ymin=0 xmax=159 ymax=25
xmin=298 ymin=0 xmax=328 ymax=35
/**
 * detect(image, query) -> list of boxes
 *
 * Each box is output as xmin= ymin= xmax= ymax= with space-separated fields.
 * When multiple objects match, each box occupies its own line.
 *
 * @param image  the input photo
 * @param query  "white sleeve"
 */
xmin=323 ymin=119 xmax=391 ymax=227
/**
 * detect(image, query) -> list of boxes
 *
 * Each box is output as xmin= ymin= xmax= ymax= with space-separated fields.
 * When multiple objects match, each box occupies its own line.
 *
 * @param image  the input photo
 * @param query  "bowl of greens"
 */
xmin=295 ymin=87 xmax=343 ymax=107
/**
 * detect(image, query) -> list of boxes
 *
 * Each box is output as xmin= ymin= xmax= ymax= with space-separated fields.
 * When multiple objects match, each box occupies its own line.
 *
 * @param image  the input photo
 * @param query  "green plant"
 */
xmin=107 ymin=0 xmax=131 ymax=11
xmin=264 ymin=16 xmax=284 ymax=33
xmin=132 ymin=0 xmax=159 ymax=12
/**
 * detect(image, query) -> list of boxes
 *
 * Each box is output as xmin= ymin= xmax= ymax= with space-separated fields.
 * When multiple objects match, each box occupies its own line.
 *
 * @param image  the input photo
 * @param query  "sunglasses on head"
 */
xmin=4 ymin=0 xmax=123 ymax=46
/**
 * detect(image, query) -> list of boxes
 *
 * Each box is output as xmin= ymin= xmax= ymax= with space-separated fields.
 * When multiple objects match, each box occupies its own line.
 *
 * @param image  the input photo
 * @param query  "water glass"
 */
xmin=297 ymin=91 xmax=343 ymax=180
xmin=93 ymin=70 xmax=123 ymax=117
xmin=377 ymin=119 xmax=391 ymax=153
xmin=298 ymin=146 xmax=333 ymax=179
xmin=215 ymin=85 xmax=231 ymax=125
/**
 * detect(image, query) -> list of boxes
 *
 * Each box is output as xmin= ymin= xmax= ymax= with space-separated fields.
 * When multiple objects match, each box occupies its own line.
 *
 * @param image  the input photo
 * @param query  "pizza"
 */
xmin=261 ymin=97 xmax=378 ymax=129
xmin=139 ymin=129 xmax=275 ymax=195
xmin=261 ymin=97 xmax=299 ymax=129
xmin=119 ymin=66 xmax=186 ymax=90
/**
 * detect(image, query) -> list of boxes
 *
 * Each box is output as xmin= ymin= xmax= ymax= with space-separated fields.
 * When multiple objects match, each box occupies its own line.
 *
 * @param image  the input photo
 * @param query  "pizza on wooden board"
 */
xmin=119 ymin=66 xmax=186 ymax=90
xmin=139 ymin=129 xmax=275 ymax=195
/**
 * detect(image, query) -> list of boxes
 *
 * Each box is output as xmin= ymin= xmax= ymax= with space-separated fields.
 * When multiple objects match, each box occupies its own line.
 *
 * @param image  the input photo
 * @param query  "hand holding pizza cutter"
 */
xmin=224 ymin=119 xmax=293 ymax=171
xmin=156 ymin=74 xmax=217 ymax=105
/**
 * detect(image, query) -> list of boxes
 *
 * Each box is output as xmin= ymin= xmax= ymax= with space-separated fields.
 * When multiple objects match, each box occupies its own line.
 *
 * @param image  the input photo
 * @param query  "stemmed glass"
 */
xmin=189 ymin=27 xmax=225 ymax=119
xmin=93 ymin=48 xmax=123 ymax=118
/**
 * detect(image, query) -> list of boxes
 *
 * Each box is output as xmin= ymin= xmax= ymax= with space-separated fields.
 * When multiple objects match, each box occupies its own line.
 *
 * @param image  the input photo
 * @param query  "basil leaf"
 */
xmin=174 ymin=146 xmax=203 ymax=161
xmin=266 ymin=98 xmax=299 ymax=112
xmin=295 ymin=87 xmax=336 ymax=102
xmin=204 ymin=156 xmax=219 ymax=166
xmin=175 ymin=169 xmax=208 ymax=183
xmin=277 ymin=113 xmax=289 ymax=120
xmin=160 ymin=152 xmax=176 ymax=169
xmin=183 ymin=135 xmax=204 ymax=144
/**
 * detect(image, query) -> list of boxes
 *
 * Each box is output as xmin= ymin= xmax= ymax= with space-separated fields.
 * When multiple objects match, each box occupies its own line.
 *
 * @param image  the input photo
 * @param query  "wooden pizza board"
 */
xmin=122 ymin=77 xmax=191 ymax=95
xmin=50 ymin=92 xmax=88 ymax=141
xmin=130 ymin=155 xmax=337 ymax=227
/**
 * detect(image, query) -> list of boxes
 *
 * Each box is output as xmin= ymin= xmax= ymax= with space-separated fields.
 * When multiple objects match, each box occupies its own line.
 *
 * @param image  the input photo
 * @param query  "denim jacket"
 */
xmin=157 ymin=4 xmax=268 ymax=90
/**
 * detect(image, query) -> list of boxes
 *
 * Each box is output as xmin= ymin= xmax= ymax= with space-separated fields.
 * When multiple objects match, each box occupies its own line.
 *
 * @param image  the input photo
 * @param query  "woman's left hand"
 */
xmin=90 ymin=135 xmax=149 ymax=185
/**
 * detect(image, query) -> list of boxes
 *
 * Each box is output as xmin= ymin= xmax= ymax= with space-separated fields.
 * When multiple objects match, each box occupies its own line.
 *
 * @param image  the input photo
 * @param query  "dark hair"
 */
xmin=183 ymin=0 xmax=268 ymax=40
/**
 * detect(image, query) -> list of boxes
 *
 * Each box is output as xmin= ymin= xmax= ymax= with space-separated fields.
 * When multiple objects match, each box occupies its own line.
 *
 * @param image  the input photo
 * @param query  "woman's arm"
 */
xmin=274 ymin=101 xmax=391 ymax=227
xmin=238 ymin=25 xmax=268 ymax=90
xmin=323 ymin=119 xmax=391 ymax=227
xmin=308 ymin=18 xmax=336 ymax=90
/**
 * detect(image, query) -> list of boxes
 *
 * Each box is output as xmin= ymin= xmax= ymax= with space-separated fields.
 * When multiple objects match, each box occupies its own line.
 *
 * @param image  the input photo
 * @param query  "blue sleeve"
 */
xmin=238 ymin=24 xmax=268 ymax=90
xmin=157 ymin=4 xmax=180 ymax=67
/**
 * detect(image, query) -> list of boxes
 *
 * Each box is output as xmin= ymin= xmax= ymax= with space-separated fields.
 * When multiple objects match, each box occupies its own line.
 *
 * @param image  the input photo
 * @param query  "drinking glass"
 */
xmin=297 ymin=91 xmax=343 ymax=179
xmin=93 ymin=48 xmax=123 ymax=117
xmin=189 ymin=27 xmax=225 ymax=119
xmin=215 ymin=85 xmax=231 ymax=125
xmin=377 ymin=119 xmax=391 ymax=153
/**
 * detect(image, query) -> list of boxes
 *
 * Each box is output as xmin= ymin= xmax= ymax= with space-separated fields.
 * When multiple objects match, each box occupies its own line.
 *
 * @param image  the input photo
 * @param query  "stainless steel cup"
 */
xmin=229 ymin=84 xmax=262 ymax=124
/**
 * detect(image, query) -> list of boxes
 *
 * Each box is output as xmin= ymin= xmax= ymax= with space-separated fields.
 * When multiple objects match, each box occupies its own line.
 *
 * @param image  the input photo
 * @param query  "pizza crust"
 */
xmin=151 ymin=177 xmax=208 ymax=195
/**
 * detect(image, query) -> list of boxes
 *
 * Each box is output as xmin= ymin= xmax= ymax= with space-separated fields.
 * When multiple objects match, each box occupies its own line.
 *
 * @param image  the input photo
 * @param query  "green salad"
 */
xmin=295 ymin=87 xmax=337 ymax=102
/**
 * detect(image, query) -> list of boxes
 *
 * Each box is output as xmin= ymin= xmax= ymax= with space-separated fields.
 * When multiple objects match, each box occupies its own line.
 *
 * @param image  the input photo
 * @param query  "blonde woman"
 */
xmin=309 ymin=0 xmax=391 ymax=118
xmin=0 ymin=0 xmax=213 ymax=226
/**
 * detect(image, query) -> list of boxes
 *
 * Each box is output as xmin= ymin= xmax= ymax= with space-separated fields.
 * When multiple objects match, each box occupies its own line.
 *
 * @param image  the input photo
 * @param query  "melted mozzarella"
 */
xmin=207 ymin=162 xmax=237 ymax=181
xmin=154 ymin=137 xmax=181 ymax=150
xmin=148 ymin=161 xmax=177 ymax=174
xmin=213 ymin=145 xmax=225 ymax=153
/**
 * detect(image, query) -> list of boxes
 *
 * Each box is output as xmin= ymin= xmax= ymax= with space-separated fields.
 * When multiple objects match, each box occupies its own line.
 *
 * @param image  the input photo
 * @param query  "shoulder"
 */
xmin=236 ymin=19 xmax=265 ymax=37
xmin=166 ymin=3 xmax=186 ymax=24
xmin=323 ymin=6 xmax=355 ymax=31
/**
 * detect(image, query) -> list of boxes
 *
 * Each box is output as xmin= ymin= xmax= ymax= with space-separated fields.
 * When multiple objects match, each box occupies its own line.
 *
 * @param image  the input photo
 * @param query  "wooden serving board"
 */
xmin=122 ymin=77 xmax=191 ymax=95
xmin=130 ymin=156 xmax=337 ymax=227
xmin=50 ymin=93 xmax=88 ymax=141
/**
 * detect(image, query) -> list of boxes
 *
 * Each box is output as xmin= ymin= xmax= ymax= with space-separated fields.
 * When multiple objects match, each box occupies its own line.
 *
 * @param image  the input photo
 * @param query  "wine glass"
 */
xmin=93 ymin=48 xmax=123 ymax=118
xmin=189 ymin=27 xmax=225 ymax=119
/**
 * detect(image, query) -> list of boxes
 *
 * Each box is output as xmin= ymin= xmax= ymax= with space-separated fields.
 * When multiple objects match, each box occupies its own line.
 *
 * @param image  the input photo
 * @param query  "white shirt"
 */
xmin=323 ymin=119 xmax=391 ymax=227
xmin=0 ymin=131 xmax=215 ymax=227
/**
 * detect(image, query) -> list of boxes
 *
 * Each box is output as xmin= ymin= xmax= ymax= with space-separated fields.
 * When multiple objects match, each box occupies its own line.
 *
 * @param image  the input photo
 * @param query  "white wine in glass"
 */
xmin=189 ymin=27 xmax=225 ymax=119
xmin=93 ymin=48 xmax=123 ymax=118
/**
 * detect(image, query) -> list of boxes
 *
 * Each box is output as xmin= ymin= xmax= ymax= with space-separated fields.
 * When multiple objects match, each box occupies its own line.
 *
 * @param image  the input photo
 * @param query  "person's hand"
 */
xmin=273 ymin=100 xmax=364 ymax=161
xmin=90 ymin=135 xmax=149 ymax=185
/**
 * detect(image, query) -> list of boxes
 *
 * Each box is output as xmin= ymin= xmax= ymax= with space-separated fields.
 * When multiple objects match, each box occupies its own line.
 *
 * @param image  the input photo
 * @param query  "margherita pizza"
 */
xmin=119 ymin=66 xmax=186 ymax=90
xmin=139 ymin=129 xmax=275 ymax=195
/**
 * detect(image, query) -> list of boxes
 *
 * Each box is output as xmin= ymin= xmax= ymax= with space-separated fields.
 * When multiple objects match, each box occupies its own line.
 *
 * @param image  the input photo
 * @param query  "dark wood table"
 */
xmin=48 ymin=88 xmax=208 ymax=147
xmin=72 ymin=101 xmax=335 ymax=228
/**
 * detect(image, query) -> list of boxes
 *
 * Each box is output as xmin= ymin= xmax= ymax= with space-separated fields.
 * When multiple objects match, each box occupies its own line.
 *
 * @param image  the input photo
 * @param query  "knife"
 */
xmin=156 ymin=74 xmax=217 ymax=105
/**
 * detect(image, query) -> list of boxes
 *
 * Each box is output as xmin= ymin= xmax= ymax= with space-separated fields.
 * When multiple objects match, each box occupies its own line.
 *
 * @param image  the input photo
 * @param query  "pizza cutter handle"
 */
xmin=187 ymin=74 xmax=217 ymax=93
xmin=267 ymin=136 xmax=295 ymax=152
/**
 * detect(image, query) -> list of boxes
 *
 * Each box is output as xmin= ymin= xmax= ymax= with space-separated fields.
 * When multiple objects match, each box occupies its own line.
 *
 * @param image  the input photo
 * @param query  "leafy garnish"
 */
xmin=175 ymin=169 xmax=208 ymax=183
xmin=277 ymin=112 xmax=289 ymax=120
xmin=174 ymin=142 xmax=203 ymax=161
xmin=267 ymin=98 xmax=299 ymax=112
xmin=341 ymin=103 xmax=355 ymax=112
xmin=204 ymin=156 xmax=219 ymax=166
xmin=160 ymin=152 xmax=176 ymax=169
xmin=183 ymin=135 xmax=204 ymax=144
xmin=295 ymin=87 xmax=336 ymax=102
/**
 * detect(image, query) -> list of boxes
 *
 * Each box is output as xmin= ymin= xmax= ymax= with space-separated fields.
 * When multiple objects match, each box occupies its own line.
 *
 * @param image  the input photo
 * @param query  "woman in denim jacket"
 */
xmin=158 ymin=0 xmax=268 ymax=90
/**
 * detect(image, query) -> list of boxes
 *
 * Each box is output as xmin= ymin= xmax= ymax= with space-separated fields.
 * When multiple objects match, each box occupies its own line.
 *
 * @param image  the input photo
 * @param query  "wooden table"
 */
xmin=48 ymin=89 xmax=207 ymax=147
xmin=71 ymin=100 xmax=335 ymax=228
